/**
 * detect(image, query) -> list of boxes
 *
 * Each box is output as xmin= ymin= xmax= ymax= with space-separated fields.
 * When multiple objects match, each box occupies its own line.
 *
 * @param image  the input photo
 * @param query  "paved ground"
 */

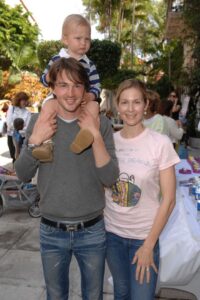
xmin=0 ymin=135 xmax=199 ymax=300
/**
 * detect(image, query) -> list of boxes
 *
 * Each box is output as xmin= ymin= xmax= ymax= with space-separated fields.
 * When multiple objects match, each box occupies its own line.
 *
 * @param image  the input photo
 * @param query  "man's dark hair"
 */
xmin=13 ymin=118 xmax=24 ymax=131
xmin=48 ymin=57 xmax=90 ymax=91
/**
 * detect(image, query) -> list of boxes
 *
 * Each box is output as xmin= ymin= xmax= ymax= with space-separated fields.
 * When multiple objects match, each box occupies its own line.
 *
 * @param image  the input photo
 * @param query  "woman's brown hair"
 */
xmin=146 ymin=90 xmax=160 ymax=114
xmin=13 ymin=92 xmax=29 ymax=107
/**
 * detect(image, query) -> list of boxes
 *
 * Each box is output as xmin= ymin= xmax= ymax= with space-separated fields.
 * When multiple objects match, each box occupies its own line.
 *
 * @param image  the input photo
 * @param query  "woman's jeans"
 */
xmin=106 ymin=232 xmax=159 ymax=300
xmin=40 ymin=219 xmax=106 ymax=300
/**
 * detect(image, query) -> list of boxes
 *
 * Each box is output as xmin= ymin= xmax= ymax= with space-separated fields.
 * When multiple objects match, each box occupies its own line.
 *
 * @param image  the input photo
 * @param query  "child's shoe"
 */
xmin=70 ymin=129 xmax=94 ymax=154
xmin=32 ymin=141 xmax=53 ymax=162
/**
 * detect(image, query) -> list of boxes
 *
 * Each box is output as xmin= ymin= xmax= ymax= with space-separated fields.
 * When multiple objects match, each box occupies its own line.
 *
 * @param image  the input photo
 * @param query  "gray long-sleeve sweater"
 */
xmin=15 ymin=114 xmax=119 ymax=222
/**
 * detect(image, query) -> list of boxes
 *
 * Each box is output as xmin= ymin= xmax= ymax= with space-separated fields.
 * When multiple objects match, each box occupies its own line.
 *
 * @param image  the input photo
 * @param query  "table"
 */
xmin=157 ymin=159 xmax=200 ymax=299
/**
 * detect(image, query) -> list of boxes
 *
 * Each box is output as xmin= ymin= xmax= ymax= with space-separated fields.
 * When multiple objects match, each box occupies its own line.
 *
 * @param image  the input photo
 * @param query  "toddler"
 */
xmin=32 ymin=14 xmax=100 ymax=161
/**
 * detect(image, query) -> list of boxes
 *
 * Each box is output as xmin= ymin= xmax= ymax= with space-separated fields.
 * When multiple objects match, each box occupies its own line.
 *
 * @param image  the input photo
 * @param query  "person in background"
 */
xmin=32 ymin=14 xmax=101 ymax=162
xmin=159 ymin=100 xmax=184 ymax=148
xmin=15 ymin=57 xmax=119 ymax=300
xmin=143 ymin=89 xmax=168 ymax=135
xmin=104 ymin=79 xmax=180 ymax=300
xmin=12 ymin=118 xmax=25 ymax=160
xmin=6 ymin=92 xmax=31 ymax=164
xmin=168 ymin=90 xmax=182 ymax=121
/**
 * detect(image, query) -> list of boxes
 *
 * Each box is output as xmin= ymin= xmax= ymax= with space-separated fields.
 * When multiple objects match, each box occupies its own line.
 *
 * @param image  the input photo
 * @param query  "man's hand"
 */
xmin=29 ymin=111 xmax=57 ymax=145
xmin=78 ymin=108 xmax=100 ymax=139
xmin=84 ymin=92 xmax=96 ymax=103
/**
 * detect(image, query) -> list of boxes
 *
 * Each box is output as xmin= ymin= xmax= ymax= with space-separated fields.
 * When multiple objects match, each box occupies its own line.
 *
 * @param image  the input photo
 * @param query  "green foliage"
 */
xmin=182 ymin=1 xmax=200 ymax=137
xmin=147 ymin=75 xmax=173 ymax=99
xmin=102 ymin=69 xmax=138 ymax=89
xmin=8 ymin=73 xmax=22 ymax=85
xmin=88 ymin=39 xmax=121 ymax=79
xmin=0 ymin=0 xmax=39 ymax=71
xmin=83 ymin=0 xmax=167 ymax=74
xmin=37 ymin=39 xmax=121 ymax=82
xmin=37 ymin=40 xmax=63 ymax=71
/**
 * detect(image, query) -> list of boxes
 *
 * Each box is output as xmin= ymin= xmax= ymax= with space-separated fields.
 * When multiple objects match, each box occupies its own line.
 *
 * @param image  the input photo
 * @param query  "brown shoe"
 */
xmin=70 ymin=129 xmax=94 ymax=154
xmin=32 ymin=142 xmax=53 ymax=162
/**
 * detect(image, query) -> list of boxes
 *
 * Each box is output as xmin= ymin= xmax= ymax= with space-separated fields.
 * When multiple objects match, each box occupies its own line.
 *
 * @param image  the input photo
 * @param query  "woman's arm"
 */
xmin=133 ymin=166 xmax=176 ymax=284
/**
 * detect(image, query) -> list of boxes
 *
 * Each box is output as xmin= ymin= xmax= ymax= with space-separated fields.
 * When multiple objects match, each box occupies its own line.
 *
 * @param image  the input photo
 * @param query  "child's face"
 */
xmin=62 ymin=25 xmax=91 ymax=59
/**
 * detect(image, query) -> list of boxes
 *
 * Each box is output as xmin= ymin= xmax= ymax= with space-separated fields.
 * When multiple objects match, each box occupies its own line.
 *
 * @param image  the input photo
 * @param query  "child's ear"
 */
xmin=61 ymin=34 xmax=68 ymax=46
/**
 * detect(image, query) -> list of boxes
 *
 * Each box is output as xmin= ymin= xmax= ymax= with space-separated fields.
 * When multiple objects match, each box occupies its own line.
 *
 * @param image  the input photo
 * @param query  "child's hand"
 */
xmin=84 ymin=92 xmax=95 ymax=103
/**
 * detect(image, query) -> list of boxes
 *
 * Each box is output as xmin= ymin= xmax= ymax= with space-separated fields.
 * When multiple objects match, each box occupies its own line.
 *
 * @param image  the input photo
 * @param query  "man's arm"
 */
xmin=78 ymin=110 xmax=119 ymax=186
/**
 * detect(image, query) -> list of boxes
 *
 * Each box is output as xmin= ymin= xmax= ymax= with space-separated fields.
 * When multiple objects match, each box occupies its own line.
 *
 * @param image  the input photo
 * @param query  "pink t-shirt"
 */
xmin=104 ymin=128 xmax=180 ymax=239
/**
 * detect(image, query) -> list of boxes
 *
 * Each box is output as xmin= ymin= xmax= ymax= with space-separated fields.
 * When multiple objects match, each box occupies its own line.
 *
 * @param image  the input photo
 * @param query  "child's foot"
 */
xmin=70 ymin=129 xmax=94 ymax=154
xmin=32 ymin=142 xmax=53 ymax=162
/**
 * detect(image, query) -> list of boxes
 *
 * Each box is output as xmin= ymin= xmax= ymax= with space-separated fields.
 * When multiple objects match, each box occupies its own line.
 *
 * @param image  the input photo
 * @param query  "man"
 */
xmin=15 ymin=57 xmax=119 ymax=300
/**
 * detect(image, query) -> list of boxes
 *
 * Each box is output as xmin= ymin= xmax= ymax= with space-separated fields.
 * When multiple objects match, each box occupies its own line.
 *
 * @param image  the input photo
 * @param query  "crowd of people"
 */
xmin=1 ymin=13 xmax=189 ymax=300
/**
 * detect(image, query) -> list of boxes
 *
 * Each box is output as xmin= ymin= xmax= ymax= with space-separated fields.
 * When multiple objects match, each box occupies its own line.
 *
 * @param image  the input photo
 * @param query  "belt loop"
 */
xmin=80 ymin=221 xmax=84 ymax=229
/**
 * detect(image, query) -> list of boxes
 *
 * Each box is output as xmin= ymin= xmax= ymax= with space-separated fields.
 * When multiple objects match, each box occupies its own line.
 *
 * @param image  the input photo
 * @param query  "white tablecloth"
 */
xmin=158 ymin=159 xmax=200 ymax=299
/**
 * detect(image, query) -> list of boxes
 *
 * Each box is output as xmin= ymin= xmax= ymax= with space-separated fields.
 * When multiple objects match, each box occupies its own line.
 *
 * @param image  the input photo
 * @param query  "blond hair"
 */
xmin=115 ymin=79 xmax=147 ymax=105
xmin=62 ymin=14 xmax=91 ymax=38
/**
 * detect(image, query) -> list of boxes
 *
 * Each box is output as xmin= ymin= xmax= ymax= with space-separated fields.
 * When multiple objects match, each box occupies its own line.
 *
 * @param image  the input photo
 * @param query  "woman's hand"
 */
xmin=132 ymin=245 xmax=158 ymax=284
xmin=29 ymin=111 xmax=57 ymax=145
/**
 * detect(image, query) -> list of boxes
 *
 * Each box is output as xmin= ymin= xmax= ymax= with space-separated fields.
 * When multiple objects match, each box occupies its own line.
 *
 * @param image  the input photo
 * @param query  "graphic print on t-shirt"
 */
xmin=112 ymin=173 xmax=141 ymax=207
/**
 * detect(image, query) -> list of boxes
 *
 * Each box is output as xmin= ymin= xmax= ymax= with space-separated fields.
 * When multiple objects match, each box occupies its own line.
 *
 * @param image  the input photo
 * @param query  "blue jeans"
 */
xmin=40 ymin=219 xmax=106 ymax=300
xmin=106 ymin=232 xmax=159 ymax=300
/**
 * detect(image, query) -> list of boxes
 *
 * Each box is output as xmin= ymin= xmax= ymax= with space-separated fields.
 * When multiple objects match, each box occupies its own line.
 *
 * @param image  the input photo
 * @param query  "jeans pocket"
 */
xmin=84 ymin=219 xmax=105 ymax=234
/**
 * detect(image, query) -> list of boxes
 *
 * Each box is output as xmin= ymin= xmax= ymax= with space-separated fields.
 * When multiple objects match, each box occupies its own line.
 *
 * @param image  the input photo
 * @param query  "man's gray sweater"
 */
xmin=15 ymin=114 xmax=119 ymax=222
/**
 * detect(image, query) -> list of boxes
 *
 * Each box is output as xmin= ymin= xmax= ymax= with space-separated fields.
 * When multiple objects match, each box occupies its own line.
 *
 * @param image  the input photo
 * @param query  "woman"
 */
xmin=159 ymin=100 xmax=184 ymax=148
xmin=6 ymin=92 xmax=31 ymax=163
xmin=143 ymin=89 xmax=168 ymax=135
xmin=104 ymin=79 xmax=180 ymax=300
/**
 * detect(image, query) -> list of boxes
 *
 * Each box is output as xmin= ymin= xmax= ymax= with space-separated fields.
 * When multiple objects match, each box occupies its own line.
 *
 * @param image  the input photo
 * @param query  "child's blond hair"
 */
xmin=62 ymin=14 xmax=91 ymax=39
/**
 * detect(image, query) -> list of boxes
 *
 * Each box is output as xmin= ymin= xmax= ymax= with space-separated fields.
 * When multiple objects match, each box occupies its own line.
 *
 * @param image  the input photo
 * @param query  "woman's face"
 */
xmin=117 ymin=87 xmax=148 ymax=127
xmin=19 ymin=99 xmax=27 ymax=108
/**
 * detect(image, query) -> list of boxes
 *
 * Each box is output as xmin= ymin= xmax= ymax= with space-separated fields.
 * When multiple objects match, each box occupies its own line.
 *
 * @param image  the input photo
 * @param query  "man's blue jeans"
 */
xmin=40 ymin=219 xmax=106 ymax=300
xmin=106 ymin=231 xmax=159 ymax=300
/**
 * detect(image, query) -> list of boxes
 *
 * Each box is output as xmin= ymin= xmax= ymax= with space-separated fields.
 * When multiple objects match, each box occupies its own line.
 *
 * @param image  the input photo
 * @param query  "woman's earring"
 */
xmin=144 ymin=110 xmax=147 ymax=116
xmin=117 ymin=111 xmax=120 ymax=116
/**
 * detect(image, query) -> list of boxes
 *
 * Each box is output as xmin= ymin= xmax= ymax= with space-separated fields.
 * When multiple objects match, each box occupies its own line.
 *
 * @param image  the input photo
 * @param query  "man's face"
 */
xmin=53 ymin=71 xmax=85 ymax=119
